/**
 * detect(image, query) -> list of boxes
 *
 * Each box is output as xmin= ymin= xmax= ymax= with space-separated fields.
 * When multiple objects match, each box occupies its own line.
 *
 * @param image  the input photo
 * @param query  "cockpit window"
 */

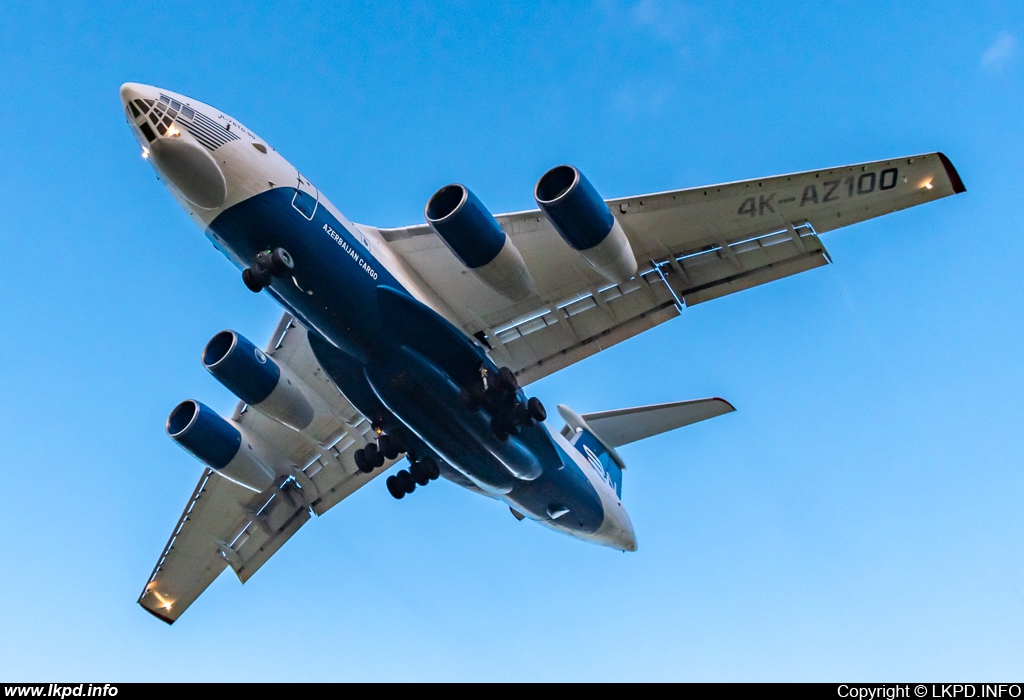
xmin=129 ymin=102 xmax=140 ymax=118
xmin=139 ymin=121 xmax=156 ymax=142
xmin=154 ymin=93 xmax=240 ymax=152
xmin=133 ymin=99 xmax=149 ymax=114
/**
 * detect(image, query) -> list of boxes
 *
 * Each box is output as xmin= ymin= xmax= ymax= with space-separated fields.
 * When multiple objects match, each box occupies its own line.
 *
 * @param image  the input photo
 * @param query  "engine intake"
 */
xmin=203 ymin=330 xmax=315 ymax=431
xmin=425 ymin=184 xmax=535 ymax=302
xmin=535 ymin=165 xmax=637 ymax=283
xmin=166 ymin=400 xmax=275 ymax=492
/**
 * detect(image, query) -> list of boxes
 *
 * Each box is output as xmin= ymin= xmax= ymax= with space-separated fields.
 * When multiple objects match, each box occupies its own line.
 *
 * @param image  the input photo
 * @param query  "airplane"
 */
xmin=121 ymin=82 xmax=966 ymax=624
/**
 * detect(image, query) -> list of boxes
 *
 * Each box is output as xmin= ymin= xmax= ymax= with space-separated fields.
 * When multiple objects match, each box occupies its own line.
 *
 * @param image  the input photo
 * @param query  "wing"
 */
xmin=372 ymin=153 xmax=964 ymax=384
xmin=138 ymin=314 xmax=388 ymax=624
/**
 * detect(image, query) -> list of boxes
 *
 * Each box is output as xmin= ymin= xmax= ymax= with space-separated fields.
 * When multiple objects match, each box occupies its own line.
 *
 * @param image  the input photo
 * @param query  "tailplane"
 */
xmin=559 ymin=398 xmax=735 ymax=493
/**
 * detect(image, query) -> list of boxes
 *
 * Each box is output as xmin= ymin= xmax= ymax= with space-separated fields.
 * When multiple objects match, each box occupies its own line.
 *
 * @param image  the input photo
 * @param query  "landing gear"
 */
xmin=386 ymin=456 xmax=440 ymax=499
xmin=378 ymin=434 xmax=400 ymax=460
xmin=355 ymin=435 xmax=402 ymax=474
xmin=242 ymin=247 xmax=294 ymax=293
xmin=463 ymin=365 xmax=547 ymax=441
xmin=409 ymin=457 xmax=440 ymax=485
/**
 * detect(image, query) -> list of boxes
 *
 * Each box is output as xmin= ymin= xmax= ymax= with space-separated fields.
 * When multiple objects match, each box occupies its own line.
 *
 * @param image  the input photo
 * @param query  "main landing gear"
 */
xmin=354 ymin=432 xmax=404 ymax=474
xmin=460 ymin=366 xmax=546 ymax=441
xmin=353 ymin=429 xmax=440 ymax=499
xmin=385 ymin=456 xmax=440 ymax=499
xmin=242 ymin=247 xmax=294 ymax=292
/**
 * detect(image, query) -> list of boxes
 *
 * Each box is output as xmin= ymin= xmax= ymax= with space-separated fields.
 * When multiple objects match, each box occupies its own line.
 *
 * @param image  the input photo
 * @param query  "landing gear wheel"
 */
xmin=527 ymin=397 xmax=547 ymax=423
xmin=422 ymin=457 xmax=440 ymax=481
xmin=497 ymin=366 xmax=518 ymax=393
xmin=242 ymin=267 xmax=270 ymax=293
xmin=386 ymin=475 xmax=405 ymax=499
xmin=395 ymin=470 xmax=416 ymax=494
xmin=269 ymin=247 xmax=294 ymax=275
xmin=378 ymin=434 xmax=399 ymax=460
xmin=491 ymin=414 xmax=509 ymax=441
xmin=364 ymin=443 xmax=385 ymax=468
xmin=354 ymin=448 xmax=373 ymax=474
xmin=409 ymin=461 xmax=431 ymax=487
xmin=512 ymin=399 xmax=532 ymax=427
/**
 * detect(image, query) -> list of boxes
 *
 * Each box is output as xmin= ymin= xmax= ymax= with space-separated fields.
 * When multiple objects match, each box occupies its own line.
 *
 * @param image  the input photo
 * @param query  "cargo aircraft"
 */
xmin=122 ymin=83 xmax=965 ymax=623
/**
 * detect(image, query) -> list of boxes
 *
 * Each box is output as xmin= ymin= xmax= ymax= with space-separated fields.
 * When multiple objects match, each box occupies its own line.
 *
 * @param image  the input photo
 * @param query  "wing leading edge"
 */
xmin=138 ymin=315 xmax=392 ymax=624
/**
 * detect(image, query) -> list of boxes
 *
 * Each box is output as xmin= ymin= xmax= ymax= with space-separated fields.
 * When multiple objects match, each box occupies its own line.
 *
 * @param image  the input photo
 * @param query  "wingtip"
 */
xmin=937 ymin=152 xmax=966 ymax=194
xmin=139 ymin=601 xmax=176 ymax=625
xmin=711 ymin=397 xmax=737 ymax=412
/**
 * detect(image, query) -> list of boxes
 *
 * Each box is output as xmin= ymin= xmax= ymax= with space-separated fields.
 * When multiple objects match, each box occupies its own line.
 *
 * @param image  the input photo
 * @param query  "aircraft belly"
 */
xmin=211 ymin=189 xmax=606 ymax=535
xmin=365 ymin=346 xmax=541 ymax=490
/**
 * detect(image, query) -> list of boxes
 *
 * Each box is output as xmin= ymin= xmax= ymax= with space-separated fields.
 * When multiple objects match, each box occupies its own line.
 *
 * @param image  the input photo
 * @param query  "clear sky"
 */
xmin=0 ymin=0 xmax=1021 ymax=681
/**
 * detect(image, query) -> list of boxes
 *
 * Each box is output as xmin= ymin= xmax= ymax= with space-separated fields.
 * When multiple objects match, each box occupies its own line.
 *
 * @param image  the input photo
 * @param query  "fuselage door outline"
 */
xmin=292 ymin=173 xmax=319 ymax=220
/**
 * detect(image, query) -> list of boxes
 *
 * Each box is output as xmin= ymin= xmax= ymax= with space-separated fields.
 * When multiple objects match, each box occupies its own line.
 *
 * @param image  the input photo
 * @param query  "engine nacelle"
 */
xmin=166 ymin=400 xmax=275 ymax=492
xmin=534 ymin=165 xmax=637 ymax=284
xmin=202 ymin=330 xmax=337 ymax=442
xmin=425 ymin=184 xmax=535 ymax=302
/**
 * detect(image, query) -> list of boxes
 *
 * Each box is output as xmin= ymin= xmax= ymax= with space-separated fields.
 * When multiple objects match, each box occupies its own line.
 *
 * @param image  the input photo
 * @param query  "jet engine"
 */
xmin=534 ymin=165 xmax=637 ymax=284
xmin=425 ymin=184 xmax=535 ymax=302
xmin=202 ymin=330 xmax=336 ymax=443
xmin=166 ymin=400 xmax=275 ymax=492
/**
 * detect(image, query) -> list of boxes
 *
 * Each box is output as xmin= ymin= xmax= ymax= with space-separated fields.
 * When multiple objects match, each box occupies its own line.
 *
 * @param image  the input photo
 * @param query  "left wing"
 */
xmin=138 ymin=315 xmax=389 ymax=623
xmin=372 ymin=152 xmax=964 ymax=385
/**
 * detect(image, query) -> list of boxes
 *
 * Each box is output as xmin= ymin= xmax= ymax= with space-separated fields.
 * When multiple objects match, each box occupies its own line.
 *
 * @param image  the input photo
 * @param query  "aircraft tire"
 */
xmin=422 ymin=457 xmax=440 ymax=481
xmin=270 ymin=247 xmax=294 ymax=275
xmin=242 ymin=267 xmax=269 ymax=293
xmin=386 ymin=475 xmax=405 ymax=499
xmin=527 ymin=397 xmax=547 ymax=423
xmin=354 ymin=448 xmax=373 ymax=474
xmin=395 ymin=470 xmax=416 ymax=494
xmin=379 ymin=435 xmax=399 ymax=460
xmin=497 ymin=366 xmax=518 ymax=392
xmin=409 ymin=461 xmax=431 ymax=487
xmin=365 ymin=443 xmax=385 ymax=468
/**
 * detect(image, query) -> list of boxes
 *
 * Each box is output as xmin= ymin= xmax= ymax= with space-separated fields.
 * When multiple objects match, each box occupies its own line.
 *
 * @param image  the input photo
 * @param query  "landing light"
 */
xmin=150 ymin=589 xmax=174 ymax=611
xmin=168 ymin=125 xmax=181 ymax=137
xmin=924 ymin=180 xmax=934 ymax=190
xmin=141 ymin=147 xmax=150 ymax=159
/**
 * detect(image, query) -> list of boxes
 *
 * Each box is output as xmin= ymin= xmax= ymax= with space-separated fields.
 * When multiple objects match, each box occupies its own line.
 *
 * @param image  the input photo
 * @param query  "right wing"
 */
xmin=138 ymin=314 xmax=388 ymax=624
xmin=375 ymin=153 xmax=964 ymax=385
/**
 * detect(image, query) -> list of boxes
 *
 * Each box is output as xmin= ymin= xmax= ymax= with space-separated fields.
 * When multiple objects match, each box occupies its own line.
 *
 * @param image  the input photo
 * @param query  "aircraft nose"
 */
xmin=119 ymin=82 xmax=228 ymax=209
xmin=120 ymin=82 xmax=155 ymax=107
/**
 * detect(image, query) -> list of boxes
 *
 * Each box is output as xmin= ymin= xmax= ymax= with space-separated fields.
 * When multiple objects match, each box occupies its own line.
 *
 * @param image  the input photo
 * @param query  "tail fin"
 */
xmin=559 ymin=398 xmax=735 ymax=491
xmin=565 ymin=419 xmax=625 ymax=498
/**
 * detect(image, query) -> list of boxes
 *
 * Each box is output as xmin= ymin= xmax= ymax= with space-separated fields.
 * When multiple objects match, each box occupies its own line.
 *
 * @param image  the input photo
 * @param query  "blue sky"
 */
xmin=1 ymin=0 xmax=1022 ymax=681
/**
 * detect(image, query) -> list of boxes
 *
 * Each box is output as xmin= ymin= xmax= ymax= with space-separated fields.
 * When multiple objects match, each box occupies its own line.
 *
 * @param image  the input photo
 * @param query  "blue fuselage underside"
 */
xmin=208 ymin=188 xmax=604 ymax=532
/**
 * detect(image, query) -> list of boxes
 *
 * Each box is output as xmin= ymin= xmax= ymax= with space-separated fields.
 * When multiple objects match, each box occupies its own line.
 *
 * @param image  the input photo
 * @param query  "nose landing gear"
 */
xmin=242 ymin=247 xmax=294 ymax=292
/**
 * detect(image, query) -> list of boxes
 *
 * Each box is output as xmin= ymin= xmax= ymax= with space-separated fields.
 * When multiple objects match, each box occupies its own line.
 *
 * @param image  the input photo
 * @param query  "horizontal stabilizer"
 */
xmin=579 ymin=398 xmax=735 ymax=448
